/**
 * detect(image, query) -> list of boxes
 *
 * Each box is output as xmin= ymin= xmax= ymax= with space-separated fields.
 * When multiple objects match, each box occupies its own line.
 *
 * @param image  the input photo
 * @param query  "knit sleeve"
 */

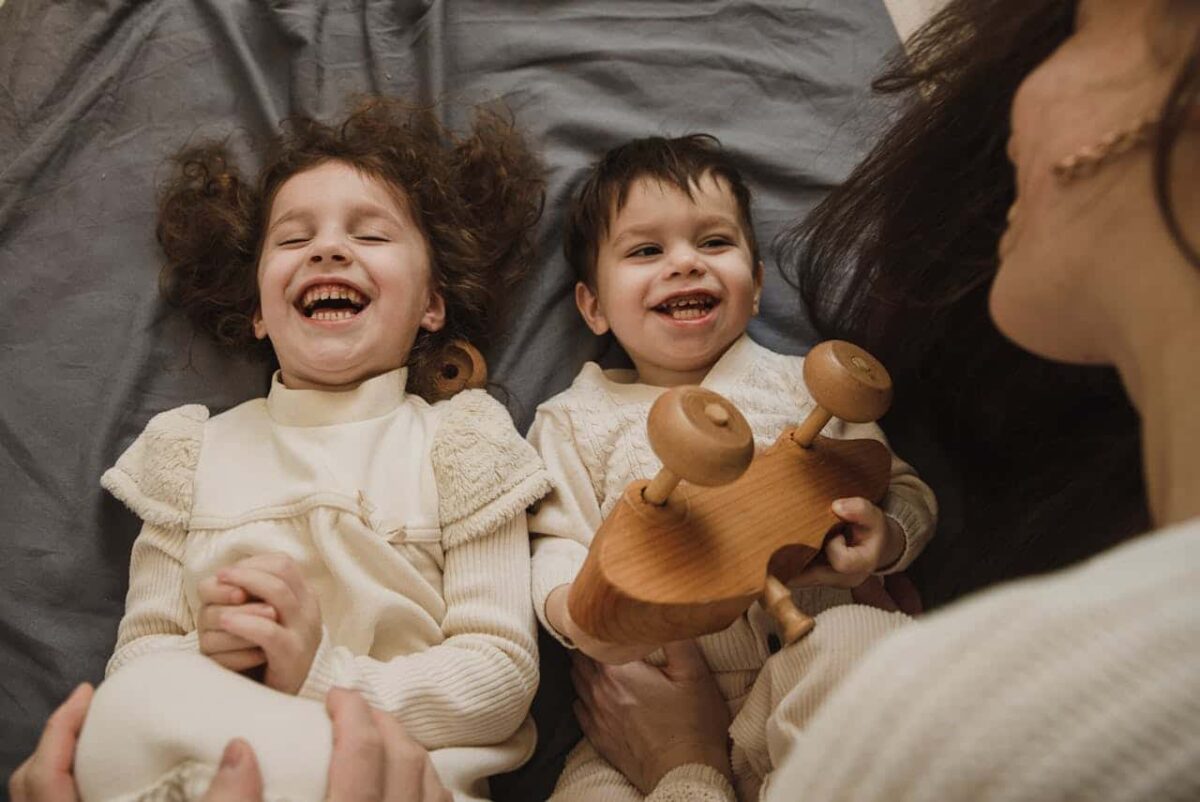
xmin=296 ymin=514 xmax=539 ymax=749
xmin=762 ymin=523 xmax=1200 ymax=801
xmin=428 ymin=389 xmax=551 ymax=548
xmin=101 ymin=405 xmax=208 ymax=529
xmin=832 ymin=420 xmax=938 ymax=573
xmin=101 ymin=405 xmax=208 ymax=675
xmin=526 ymin=407 xmax=604 ymax=646
xmin=646 ymin=765 xmax=737 ymax=802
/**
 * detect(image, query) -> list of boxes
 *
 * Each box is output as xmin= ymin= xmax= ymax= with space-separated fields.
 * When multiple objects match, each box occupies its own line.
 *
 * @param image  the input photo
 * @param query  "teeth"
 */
xmin=300 ymin=283 xmax=367 ymax=312
xmin=311 ymin=309 xmax=356 ymax=321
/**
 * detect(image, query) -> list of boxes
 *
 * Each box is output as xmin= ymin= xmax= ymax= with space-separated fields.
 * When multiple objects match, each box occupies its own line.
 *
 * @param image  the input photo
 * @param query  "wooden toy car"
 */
xmin=567 ymin=340 xmax=894 ymax=647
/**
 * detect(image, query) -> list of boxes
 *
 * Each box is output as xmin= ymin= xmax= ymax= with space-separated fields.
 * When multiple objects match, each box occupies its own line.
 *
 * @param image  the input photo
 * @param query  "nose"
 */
xmin=309 ymin=234 xmax=349 ymax=265
xmin=664 ymin=245 xmax=707 ymax=279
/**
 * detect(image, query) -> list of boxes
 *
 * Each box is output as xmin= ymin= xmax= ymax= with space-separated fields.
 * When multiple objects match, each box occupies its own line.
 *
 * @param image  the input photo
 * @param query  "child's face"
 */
xmin=254 ymin=161 xmax=445 ymax=391
xmin=576 ymin=174 xmax=762 ymax=386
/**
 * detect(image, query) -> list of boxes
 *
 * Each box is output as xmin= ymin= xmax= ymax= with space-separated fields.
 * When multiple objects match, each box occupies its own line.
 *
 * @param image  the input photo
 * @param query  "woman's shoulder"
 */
xmin=101 ymin=404 xmax=210 ymax=529
xmin=430 ymin=389 xmax=551 ymax=546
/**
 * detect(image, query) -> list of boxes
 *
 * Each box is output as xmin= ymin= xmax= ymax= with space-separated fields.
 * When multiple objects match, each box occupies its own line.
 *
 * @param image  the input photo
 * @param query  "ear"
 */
xmin=421 ymin=290 xmax=447 ymax=332
xmin=575 ymin=281 xmax=610 ymax=336
xmin=252 ymin=307 xmax=268 ymax=340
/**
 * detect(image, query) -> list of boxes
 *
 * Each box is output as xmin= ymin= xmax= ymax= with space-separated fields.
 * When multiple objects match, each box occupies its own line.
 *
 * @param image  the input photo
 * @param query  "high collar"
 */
xmin=593 ymin=333 xmax=761 ymax=403
xmin=265 ymin=367 xmax=409 ymax=427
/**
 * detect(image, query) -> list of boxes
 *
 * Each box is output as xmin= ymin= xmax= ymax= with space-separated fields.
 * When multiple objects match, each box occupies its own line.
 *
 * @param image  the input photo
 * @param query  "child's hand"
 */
xmin=215 ymin=553 xmax=323 ymax=695
xmin=789 ymin=497 xmax=905 ymax=590
xmin=197 ymin=576 xmax=277 ymax=674
xmin=547 ymin=584 xmax=658 ymax=665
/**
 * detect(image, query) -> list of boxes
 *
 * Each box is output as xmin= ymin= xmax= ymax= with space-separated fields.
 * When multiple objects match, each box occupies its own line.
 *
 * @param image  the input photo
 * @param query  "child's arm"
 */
xmin=528 ymin=409 xmax=658 ymax=663
xmin=789 ymin=419 xmax=937 ymax=590
xmin=102 ymin=406 xmax=208 ymax=676
xmin=282 ymin=511 xmax=538 ymax=749
xmin=107 ymin=521 xmax=199 ymax=676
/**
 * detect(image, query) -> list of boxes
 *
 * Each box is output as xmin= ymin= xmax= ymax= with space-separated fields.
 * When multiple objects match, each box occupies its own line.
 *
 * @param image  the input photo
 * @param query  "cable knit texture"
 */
xmin=101 ymin=405 xmax=208 ymax=530
xmin=85 ymin=369 xmax=549 ymax=802
xmin=529 ymin=335 xmax=937 ymax=801
xmin=647 ymin=518 xmax=1200 ymax=801
xmin=433 ymin=389 xmax=552 ymax=547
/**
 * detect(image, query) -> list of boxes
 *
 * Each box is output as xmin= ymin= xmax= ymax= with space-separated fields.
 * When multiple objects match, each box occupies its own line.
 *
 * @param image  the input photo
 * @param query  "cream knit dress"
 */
xmin=528 ymin=334 xmax=938 ymax=801
xmin=74 ymin=368 xmax=550 ymax=802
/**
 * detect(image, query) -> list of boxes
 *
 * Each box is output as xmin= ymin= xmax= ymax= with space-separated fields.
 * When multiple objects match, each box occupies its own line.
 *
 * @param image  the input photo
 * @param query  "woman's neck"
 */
xmin=1117 ymin=318 xmax=1200 ymax=527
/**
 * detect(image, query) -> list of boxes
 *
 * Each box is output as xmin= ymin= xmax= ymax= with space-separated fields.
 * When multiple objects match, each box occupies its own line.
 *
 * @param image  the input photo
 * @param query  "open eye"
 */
xmin=627 ymin=244 xmax=662 ymax=258
xmin=700 ymin=236 xmax=734 ymax=249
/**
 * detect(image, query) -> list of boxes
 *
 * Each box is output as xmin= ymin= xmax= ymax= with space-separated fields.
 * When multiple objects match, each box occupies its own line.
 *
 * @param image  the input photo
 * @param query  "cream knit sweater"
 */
xmin=528 ymin=335 xmax=937 ymax=800
xmin=647 ymin=516 xmax=1200 ymax=801
xmin=77 ymin=368 xmax=550 ymax=801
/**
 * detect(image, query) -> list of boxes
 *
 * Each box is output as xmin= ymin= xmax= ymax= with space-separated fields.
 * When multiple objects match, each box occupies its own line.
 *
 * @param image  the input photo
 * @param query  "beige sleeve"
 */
xmin=297 ymin=514 xmax=538 ymax=749
xmin=645 ymin=765 xmax=737 ymax=802
xmin=761 ymin=524 xmax=1200 ymax=801
xmin=526 ymin=408 xmax=604 ymax=646
xmin=831 ymin=419 xmax=938 ymax=573
xmin=106 ymin=521 xmax=201 ymax=676
xmin=102 ymin=405 xmax=207 ymax=675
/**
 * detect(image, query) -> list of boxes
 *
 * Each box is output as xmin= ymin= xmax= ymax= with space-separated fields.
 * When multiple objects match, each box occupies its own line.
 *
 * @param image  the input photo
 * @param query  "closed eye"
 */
xmin=278 ymin=237 xmax=310 ymax=246
xmin=627 ymin=244 xmax=662 ymax=258
xmin=355 ymin=235 xmax=390 ymax=242
xmin=700 ymin=236 xmax=734 ymax=249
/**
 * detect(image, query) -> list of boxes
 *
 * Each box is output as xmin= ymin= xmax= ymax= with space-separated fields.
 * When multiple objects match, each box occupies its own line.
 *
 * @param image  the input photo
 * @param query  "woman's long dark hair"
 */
xmin=777 ymin=0 xmax=1191 ymax=606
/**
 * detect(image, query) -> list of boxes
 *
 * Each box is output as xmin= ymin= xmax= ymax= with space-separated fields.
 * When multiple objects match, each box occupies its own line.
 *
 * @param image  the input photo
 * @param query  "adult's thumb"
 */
xmin=200 ymin=739 xmax=263 ymax=802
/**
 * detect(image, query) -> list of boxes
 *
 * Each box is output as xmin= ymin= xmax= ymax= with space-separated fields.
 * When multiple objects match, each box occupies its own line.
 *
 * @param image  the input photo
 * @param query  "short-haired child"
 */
xmin=528 ymin=134 xmax=938 ymax=801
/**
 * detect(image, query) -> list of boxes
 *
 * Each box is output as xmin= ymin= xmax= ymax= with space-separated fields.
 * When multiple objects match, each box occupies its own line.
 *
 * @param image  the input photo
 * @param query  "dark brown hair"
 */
xmin=776 ymin=0 xmax=1200 ymax=606
xmin=563 ymin=134 xmax=760 ymax=287
xmin=156 ymin=97 xmax=545 ymax=399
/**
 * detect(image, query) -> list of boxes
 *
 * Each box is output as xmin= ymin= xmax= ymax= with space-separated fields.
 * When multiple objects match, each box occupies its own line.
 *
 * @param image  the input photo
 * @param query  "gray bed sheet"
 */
xmin=0 ymin=0 xmax=900 ymax=795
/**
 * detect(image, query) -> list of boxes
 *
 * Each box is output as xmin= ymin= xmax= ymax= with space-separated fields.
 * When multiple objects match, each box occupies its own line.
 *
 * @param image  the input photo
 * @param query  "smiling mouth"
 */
xmin=298 ymin=283 xmax=369 ymax=321
xmin=654 ymin=293 xmax=718 ymax=321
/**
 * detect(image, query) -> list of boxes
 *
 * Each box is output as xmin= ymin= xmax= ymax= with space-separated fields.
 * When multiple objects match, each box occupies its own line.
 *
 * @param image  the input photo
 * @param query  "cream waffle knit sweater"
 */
xmin=75 ymin=368 xmax=550 ymax=802
xmin=528 ymin=335 xmax=937 ymax=800
xmin=646 ymin=516 xmax=1200 ymax=801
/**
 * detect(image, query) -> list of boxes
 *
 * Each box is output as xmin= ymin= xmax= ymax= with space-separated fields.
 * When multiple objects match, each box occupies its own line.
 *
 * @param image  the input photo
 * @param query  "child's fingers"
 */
xmin=825 ymin=534 xmax=875 ymax=575
xmin=197 ymin=575 xmax=248 ymax=606
xmin=831 ymin=497 xmax=883 ymax=528
xmin=226 ymin=553 xmax=308 ymax=598
xmin=217 ymin=567 xmax=301 ymax=621
xmin=209 ymin=648 xmax=267 ymax=673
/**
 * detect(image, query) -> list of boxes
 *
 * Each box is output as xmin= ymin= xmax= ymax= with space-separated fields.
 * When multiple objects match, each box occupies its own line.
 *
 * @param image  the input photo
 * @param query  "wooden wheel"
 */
xmin=643 ymin=387 xmax=753 ymax=504
xmin=794 ymin=341 xmax=893 ymax=446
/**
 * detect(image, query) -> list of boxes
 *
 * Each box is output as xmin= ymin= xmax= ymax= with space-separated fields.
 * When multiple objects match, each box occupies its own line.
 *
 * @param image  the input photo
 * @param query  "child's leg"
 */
xmin=74 ymin=651 xmax=332 ymax=802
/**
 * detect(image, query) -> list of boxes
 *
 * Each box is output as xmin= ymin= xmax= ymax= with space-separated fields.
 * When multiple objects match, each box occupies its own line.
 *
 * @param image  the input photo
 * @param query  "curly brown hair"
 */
xmin=156 ymin=97 xmax=545 ymax=399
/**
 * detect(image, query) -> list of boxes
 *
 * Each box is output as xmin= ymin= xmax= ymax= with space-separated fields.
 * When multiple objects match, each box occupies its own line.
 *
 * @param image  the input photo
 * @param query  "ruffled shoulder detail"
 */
xmin=431 ymin=390 xmax=550 ymax=548
xmin=101 ymin=405 xmax=208 ymax=529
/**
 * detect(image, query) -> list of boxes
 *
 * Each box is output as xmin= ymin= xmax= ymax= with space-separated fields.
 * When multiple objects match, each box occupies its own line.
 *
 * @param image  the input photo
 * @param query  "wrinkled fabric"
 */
xmin=0 ymin=0 xmax=899 ymax=796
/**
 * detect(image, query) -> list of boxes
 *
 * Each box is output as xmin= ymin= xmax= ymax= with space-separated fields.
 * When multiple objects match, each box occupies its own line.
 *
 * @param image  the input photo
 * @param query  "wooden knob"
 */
xmin=430 ymin=340 xmax=488 ymax=400
xmin=802 ymin=341 xmax=892 ymax=423
xmin=642 ymin=387 xmax=753 ymax=505
xmin=760 ymin=575 xmax=815 ymax=644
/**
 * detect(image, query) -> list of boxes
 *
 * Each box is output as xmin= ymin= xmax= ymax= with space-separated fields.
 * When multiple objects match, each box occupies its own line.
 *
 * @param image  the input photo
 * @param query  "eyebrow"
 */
xmin=609 ymin=213 xmax=741 ymax=248
xmin=267 ymin=202 xmax=401 ymax=233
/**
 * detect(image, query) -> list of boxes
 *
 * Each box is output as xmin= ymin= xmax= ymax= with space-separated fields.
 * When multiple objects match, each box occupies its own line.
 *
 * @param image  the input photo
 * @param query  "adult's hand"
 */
xmin=571 ymin=640 xmax=732 ymax=795
xmin=9 ymin=684 xmax=93 ymax=802
xmin=200 ymin=688 xmax=451 ymax=802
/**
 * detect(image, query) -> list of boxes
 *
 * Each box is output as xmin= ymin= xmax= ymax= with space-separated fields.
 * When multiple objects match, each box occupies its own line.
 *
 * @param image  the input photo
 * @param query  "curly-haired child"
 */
xmin=71 ymin=98 xmax=551 ymax=802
